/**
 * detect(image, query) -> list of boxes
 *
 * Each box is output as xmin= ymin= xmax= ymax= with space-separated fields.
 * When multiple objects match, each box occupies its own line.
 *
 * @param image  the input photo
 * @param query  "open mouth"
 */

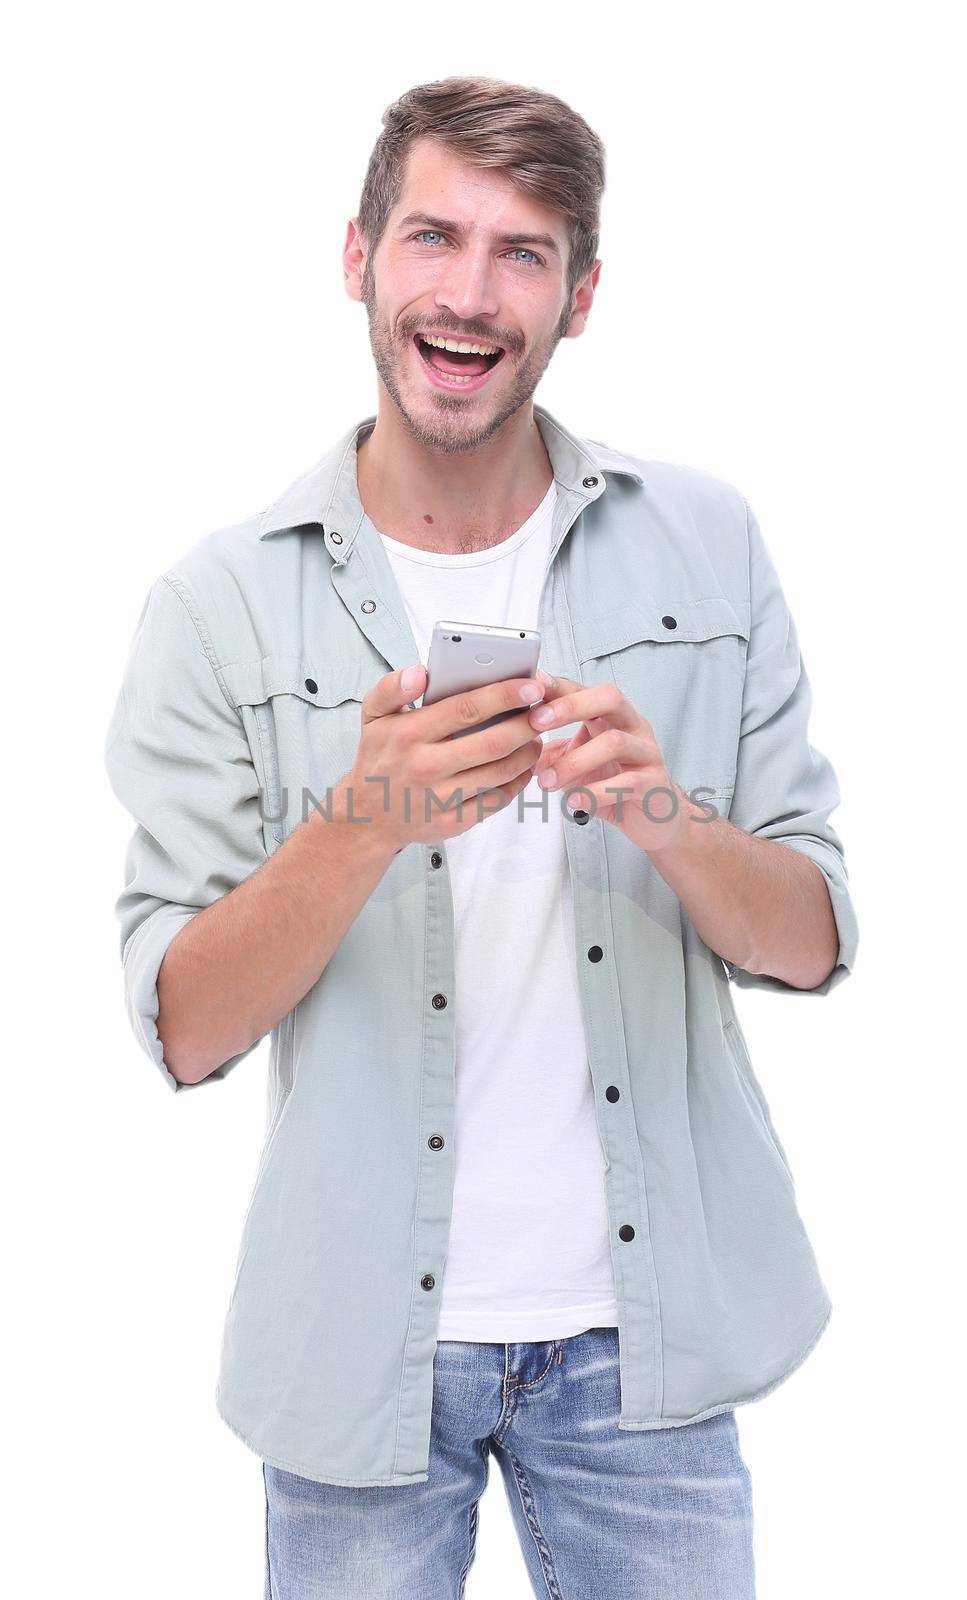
xmin=412 ymin=333 xmax=506 ymax=390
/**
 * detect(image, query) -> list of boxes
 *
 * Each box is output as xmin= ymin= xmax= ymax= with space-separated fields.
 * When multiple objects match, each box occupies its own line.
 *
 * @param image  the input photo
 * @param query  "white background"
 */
xmin=4 ymin=3 xmax=963 ymax=1595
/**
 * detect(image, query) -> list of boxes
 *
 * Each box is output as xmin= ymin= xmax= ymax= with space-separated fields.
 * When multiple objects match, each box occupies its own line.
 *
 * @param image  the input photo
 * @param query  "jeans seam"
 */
xmin=495 ymin=1344 xmax=519 ymax=1442
xmin=515 ymin=1342 xmax=559 ymax=1390
xmin=262 ymin=1462 xmax=273 ymax=1599
xmin=458 ymin=1439 xmax=488 ymax=1597
xmin=507 ymin=1448 xmax=564 ymax=1600
xmin=458 ymin=1495 xmax=478 ymax=1598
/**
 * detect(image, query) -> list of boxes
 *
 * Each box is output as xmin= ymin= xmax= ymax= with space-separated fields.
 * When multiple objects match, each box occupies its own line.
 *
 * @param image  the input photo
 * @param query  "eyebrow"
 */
xmin=396 ymin=212 xmax=562 ymax=257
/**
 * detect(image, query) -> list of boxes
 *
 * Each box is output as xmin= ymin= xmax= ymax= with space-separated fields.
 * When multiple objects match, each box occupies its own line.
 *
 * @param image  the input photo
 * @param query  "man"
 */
xmin=105 ymin=75 xmax=858 ymax=1599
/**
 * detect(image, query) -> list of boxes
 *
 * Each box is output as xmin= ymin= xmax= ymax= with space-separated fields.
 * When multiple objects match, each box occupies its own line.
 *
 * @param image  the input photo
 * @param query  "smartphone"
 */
xmin=420 ymin=621 xmax=542 ymax=740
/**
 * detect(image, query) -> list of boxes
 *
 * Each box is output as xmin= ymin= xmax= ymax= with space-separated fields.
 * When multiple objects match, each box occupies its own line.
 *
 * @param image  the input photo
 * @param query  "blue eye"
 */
xmin=411 ymin=232 xmax=543 ymax=266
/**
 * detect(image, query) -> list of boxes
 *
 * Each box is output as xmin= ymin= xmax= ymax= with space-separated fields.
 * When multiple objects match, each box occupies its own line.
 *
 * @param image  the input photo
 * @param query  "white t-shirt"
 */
xmin=371 ymin=480 xmax=618 ymax=1341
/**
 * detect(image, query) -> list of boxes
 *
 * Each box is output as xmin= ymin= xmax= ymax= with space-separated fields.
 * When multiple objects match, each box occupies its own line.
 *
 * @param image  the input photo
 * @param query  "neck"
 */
xmin=355 ymin=390 xmax=554 ymax=555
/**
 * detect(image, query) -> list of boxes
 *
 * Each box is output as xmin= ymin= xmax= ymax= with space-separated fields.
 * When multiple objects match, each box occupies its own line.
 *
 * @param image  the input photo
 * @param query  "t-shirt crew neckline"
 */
xmin=371 ymin=479 xmax=556 ymax=568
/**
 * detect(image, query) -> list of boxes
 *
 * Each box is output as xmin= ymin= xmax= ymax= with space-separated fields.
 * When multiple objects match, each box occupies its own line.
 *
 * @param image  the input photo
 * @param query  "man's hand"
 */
xmin=334 ymin=663 xmax=547 ymax=851
xmin=528 ymin=669 xmax=838 ymax=988
xmin=526 ymin=668 xmax=701 ymax=853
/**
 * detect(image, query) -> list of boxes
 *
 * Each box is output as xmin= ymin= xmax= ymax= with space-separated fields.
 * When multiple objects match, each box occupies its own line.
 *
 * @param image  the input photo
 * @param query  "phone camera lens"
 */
xmin=520 ymin=632 xmax=525 ymax=638
xmin=452 ymin=634 xmax=461 ymax=643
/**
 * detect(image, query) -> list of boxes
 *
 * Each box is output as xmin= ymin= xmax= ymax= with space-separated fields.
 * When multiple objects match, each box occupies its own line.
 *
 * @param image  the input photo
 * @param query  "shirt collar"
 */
xmin=257 ymin=402 xmax=645 ymax=557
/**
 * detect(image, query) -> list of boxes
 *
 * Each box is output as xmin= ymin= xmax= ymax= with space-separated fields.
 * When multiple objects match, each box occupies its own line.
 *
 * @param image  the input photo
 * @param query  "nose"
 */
xmin=434 ymin=244 xmax=500 ymax=327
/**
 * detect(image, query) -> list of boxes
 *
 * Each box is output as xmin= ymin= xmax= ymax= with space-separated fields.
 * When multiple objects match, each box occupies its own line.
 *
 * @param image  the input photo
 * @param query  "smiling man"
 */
xmin=105 ymin=76 xmax=858 ymax=1600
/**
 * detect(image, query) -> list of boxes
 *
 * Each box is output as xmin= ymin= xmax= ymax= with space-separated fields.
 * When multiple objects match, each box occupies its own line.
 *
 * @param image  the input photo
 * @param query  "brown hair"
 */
xmin=356 ymin=76 xmax=606 ymax=309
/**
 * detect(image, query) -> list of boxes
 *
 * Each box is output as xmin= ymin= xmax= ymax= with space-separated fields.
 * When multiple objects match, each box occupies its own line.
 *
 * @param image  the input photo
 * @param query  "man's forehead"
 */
xmin=391 ymin=146 xmax=567 ymax=253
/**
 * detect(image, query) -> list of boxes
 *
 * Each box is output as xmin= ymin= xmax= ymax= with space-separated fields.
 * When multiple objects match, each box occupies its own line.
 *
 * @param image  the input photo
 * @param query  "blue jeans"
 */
xmin=263 ymin=1327 xmax=755 ymax=1598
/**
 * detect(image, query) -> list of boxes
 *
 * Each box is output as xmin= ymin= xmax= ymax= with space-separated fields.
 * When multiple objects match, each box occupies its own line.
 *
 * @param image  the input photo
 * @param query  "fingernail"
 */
xmin=537 ymin=666 xmax=556 ymax=687
xmin=530 ymin=704 xmax=555 ymax=727
xmin=539 ymin=768 xmax=557 ymax=789
xmin=519 ymin=680 xmax=542 ymax=702
xmin=401 ymin=665 xmax=423 ymax=692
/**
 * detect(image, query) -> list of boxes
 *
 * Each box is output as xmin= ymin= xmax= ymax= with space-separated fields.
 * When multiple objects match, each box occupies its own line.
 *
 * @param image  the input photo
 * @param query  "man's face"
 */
xmin=353 ymin=138 xmax=591 ymax=454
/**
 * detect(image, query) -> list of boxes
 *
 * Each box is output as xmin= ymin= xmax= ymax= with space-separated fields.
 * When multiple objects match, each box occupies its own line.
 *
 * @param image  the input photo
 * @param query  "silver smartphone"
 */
xmin=420 ymin=621 xmax=542 ymax=739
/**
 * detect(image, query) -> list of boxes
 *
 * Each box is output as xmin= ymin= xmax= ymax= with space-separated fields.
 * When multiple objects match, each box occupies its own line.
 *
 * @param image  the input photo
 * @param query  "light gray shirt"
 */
xmin=104 ymin=403 xmax=859 ymax=1487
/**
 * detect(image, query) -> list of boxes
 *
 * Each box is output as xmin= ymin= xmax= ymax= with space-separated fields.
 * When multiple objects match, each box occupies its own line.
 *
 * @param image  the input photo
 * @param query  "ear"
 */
xmin=343 ymin=217 xmax=368 ymax=304
xmin=562 ymin=259 xmax=602 ymax=340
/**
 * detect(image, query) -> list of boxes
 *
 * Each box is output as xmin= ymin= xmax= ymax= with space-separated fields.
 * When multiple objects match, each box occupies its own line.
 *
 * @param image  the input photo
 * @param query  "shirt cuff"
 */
xmin=122 ymin=904 xmax=260 ymax=1092
xmin=723 ymin=835 xmax=859 ymax=996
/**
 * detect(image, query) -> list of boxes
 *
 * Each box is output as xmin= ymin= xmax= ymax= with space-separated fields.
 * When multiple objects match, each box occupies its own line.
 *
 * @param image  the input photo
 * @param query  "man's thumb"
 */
xmin=363 ymin=663 xmax=425 ymax=723
xmin=398 ymin=663 xmax=426 ymax=709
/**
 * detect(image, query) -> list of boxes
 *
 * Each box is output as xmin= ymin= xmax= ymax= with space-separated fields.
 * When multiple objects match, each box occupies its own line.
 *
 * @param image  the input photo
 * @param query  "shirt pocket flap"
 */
xmin=222 ymin=654 xmax=369 ymax=708
xmin=573 ymin=596 xmax=750 ymax=662
xmin=219 ymin=656 xmax=368 ymax=849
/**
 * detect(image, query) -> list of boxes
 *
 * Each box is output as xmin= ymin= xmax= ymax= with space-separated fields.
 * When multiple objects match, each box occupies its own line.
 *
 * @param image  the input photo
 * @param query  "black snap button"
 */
xmin=428 ymin=1135 xmax=444 ymax=1150
xmin=430 ymin=851 xmax=443 ymax=869
xmin=582 ymin=475 xmax=599 ymax=488
xmin=330 ymin=531 xmax=343 ymax=544
xmin=304 ymin=678 xmax=318 ymax=694
xmin=588 ymin=945 xmax=603 ymax=963
xmin=361 ymin=599 xmax=377 ymax=614
xmin=618 ymin=1224 xmax=635 ymax=1242
xmin=572 ymin=808 xmax=590 ymax=825
xmin=420 ymin=1274 xmax=435 ymax=1290
xmin=661 ymin=614 xmax=677 ymax=630
xmin=606 ymin=1085 xmax=620 ymax=1102
xmin=431 ymin=993 xmax=448 ymax=1010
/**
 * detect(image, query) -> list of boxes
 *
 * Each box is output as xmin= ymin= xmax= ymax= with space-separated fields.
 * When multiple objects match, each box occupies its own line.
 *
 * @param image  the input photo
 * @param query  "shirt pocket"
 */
xmin=572 ymin=596 xmax=750 ymax=808
xmin=221 ymin=655 xmax=369 ymax=849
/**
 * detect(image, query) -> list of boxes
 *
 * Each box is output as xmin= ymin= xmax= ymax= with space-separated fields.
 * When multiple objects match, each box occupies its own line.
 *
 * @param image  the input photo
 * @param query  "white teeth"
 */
xmin=418 ymin=333 xmax=500 ymax=356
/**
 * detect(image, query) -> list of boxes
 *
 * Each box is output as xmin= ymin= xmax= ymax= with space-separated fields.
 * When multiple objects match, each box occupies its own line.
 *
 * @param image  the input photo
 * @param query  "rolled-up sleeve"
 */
xmin=104 ymin=573 xmax=268 ymax=1090
xmin=722 ymin=500 xmax=859 ymax=996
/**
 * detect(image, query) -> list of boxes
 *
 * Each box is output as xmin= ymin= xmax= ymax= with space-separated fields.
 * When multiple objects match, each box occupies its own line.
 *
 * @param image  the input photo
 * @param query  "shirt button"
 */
xmin=587 ymin=945 xmax=603 ymax=962
xmin=572 ymin=808 xmax=590 ymax=825
xmin=430 ymin=851 xmax=443 ymax=868
xmin=431 ymin=993 xmax=448 ymax=1010
xmin=661 ymin=614 xmax=677 ymax=630
xmin=421 ymin=1274 xmax=436 ymax=1290
xmin=361 ymin=599 xmax=377 ymax=614
xmin=582 ymin=476 xmax=599 ymax=488
xmin=329 ymin=531 xmax=343 ymax=544
xmin=606 ymin=1085 xmax=620 ymax=1102
xmin=304 ymin=678 xmax=318 ymax=694
xmin=618 ymin=1224 xmax=636 ymax=1241
xmin=428 ymin=1134 xmax=444 ymax=1149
